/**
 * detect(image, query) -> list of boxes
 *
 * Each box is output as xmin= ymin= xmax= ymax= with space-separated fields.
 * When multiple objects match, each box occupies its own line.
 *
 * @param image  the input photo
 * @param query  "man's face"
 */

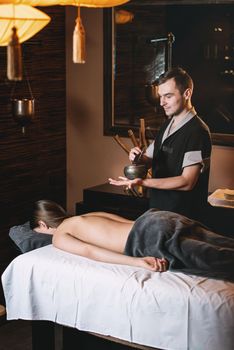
xmin=158 ymin=78 xmax=188 ymax=117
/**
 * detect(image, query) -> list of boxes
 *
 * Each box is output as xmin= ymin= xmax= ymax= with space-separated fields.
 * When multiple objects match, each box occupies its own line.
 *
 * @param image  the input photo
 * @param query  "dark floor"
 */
xmin=0 ymin=319 xmax=32 ymax=350
xmin=0 ymin=316 xmax=139 ymax=350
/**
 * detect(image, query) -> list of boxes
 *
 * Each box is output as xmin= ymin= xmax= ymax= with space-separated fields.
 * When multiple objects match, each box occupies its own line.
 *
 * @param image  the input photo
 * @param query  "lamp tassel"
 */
xmin=73 ymin=7 xmax=86 ymax=64
xmin=7 ymin=26 xmax=23 ymax=81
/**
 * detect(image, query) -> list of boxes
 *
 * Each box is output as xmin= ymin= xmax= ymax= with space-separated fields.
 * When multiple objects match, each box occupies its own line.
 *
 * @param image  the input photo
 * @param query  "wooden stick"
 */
xmin=140 ymin=118 xmax=148 ymax=149
xmin=138 ymin=122 xmax=142 ymax=148
xmin=147 ymin=168 xmax=152 ymax=178
xmin=128 ymin=129 xmax=139 ymax=147
xmin=113 ymin=135 xmax=130 ymax=155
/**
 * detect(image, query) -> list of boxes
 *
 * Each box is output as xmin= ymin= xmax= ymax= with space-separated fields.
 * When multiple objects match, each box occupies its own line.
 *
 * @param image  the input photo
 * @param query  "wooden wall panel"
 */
xmin=0 ymin=7 xmax=66 ymax=304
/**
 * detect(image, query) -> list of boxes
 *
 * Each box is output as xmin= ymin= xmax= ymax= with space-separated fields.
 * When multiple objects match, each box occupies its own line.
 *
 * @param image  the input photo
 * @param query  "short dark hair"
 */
xmin=158 ymin=67 xmax=193 ymax=94
xmin=30 ymin=199 xmax=67 ymax=229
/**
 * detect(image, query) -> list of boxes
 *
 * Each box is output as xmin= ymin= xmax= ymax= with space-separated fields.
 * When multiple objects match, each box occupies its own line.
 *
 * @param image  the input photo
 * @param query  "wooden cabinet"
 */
xmin=76 ymin=183 xmax=233 ymax=236
xmin=76 ymin=183 xmax=149 ymax=220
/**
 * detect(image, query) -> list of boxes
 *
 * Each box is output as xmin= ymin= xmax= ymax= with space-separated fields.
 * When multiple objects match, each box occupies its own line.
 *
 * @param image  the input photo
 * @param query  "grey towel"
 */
xmin=9 ymin=221 xmax=52 ymax=253
xmin=124 ymin=209 xmax=234 ymax=281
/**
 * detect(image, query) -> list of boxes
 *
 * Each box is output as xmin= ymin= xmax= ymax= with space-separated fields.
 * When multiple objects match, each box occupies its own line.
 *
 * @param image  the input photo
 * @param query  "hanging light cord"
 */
xmin=10 ymin=60 xmax=34 ymax=101
xmin=12 ymin=4 xmax=15 ymax=27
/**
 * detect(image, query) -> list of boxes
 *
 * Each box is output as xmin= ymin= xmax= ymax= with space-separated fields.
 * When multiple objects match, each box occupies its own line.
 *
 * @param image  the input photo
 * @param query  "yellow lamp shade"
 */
xmin=0 ymin=1 xmax=130 ymax=8
xmin=0 ymin=4 xmax=51 ymax=46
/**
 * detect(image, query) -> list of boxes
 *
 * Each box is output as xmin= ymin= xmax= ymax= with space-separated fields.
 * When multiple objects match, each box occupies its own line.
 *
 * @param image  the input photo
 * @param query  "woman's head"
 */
xmin=30 ymin=199 xmax=67 ymax=230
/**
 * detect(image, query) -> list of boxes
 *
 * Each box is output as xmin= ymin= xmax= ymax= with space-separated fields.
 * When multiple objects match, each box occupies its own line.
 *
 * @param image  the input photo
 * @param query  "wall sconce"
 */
xmin=115 ymin=9 xmax=134 ymax=24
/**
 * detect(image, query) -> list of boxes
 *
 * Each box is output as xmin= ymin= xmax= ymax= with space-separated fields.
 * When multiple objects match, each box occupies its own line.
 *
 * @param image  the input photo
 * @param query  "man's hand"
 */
xmin=129 ymin=147 xmax=142 ymax=162
xmin=108 ymin=176 xmax=143 ymax=188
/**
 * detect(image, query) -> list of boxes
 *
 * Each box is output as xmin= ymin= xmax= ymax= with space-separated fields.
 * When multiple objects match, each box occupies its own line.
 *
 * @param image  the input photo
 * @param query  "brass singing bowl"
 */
xmin=124 ymin=164 xmax=148 ymax=180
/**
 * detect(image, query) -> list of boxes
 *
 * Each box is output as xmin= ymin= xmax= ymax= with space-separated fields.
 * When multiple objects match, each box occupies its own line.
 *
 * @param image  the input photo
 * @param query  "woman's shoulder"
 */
xmin=56 ymin=215 xmax=80 ymax=229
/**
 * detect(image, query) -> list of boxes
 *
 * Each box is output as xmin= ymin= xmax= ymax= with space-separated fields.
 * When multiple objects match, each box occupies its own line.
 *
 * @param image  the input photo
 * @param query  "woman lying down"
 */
xmin=12 ymin=200 xmax=234 ymax=281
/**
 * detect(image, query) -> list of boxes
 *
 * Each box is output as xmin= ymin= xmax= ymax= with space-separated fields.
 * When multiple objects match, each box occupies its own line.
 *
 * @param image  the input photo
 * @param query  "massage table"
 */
xmin=2 ymin=245 xmax=234 ymax=350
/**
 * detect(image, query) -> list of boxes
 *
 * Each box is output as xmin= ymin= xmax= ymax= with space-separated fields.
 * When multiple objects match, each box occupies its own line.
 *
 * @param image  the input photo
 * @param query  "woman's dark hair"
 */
xmin=158 ymin=67 xmax=193 ymax=94
xmin=30 ymin=199 xmax=67 ymax=229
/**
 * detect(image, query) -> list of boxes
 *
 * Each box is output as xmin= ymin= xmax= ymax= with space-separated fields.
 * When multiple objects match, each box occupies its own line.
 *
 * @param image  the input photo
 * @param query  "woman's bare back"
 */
xmin=55 ymin=212 xmax=134 ymax=253
xmin=53 ymin=212 xmax=168 ymax=272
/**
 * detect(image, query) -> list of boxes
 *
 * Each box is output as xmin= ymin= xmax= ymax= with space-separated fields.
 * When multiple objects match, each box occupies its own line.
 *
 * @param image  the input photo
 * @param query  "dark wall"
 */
xmin=0 ymin=7 xmax=66 ymax=304
xmin=108 ymin=2 xmax=234 ymax=146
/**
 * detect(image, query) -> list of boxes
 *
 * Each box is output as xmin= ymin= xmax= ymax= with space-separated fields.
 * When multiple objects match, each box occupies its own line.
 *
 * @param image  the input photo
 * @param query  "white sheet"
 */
xmin=2 ymin=245 xmax=234 ymax=350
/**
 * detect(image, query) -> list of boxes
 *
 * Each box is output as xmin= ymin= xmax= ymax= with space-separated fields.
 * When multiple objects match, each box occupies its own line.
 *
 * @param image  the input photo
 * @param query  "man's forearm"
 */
xmin=139 ymin=164 xmax=201 ymax=191
xmin=109 ymin=165 xmax=200 ymax=191
xmin=141 ymin=176 xmax=191 ymax=191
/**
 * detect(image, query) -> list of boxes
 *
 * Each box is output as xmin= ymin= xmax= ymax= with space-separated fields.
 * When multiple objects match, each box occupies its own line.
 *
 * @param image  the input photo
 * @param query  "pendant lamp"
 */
xmin=0 ymin=4 xmax=51 ymax=80
xmin=0 ymin=1 xmax=129 ymax=7
xmin=0 ymin=4 xmax=51 ymax=46
xmin=11 ymin=74 xmax=36 ymax=134
xmin=0 ymin=0 xmax=129 ymax=64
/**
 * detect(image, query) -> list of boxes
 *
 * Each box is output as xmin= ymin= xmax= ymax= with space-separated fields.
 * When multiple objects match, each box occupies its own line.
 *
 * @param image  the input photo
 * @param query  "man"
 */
xmin=109 ymin=67 xmax=212 ymax=221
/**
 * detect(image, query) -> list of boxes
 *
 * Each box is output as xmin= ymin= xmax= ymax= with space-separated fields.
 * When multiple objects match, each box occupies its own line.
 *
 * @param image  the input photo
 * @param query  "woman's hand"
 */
xmin=138 ymin=257 xmax=168 ymax=272
xmin=108 ymin=177 xmax=143 ymax=188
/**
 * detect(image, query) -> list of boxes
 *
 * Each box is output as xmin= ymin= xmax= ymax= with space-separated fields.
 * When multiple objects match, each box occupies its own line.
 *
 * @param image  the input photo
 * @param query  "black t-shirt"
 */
xmin=150 ymin=115 xmax=212 ymax=221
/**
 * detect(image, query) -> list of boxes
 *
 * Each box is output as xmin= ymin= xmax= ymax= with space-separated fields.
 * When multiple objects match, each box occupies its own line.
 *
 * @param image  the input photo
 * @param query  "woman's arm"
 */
xmin=53 ymin=232 xmax=167 ymax=272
